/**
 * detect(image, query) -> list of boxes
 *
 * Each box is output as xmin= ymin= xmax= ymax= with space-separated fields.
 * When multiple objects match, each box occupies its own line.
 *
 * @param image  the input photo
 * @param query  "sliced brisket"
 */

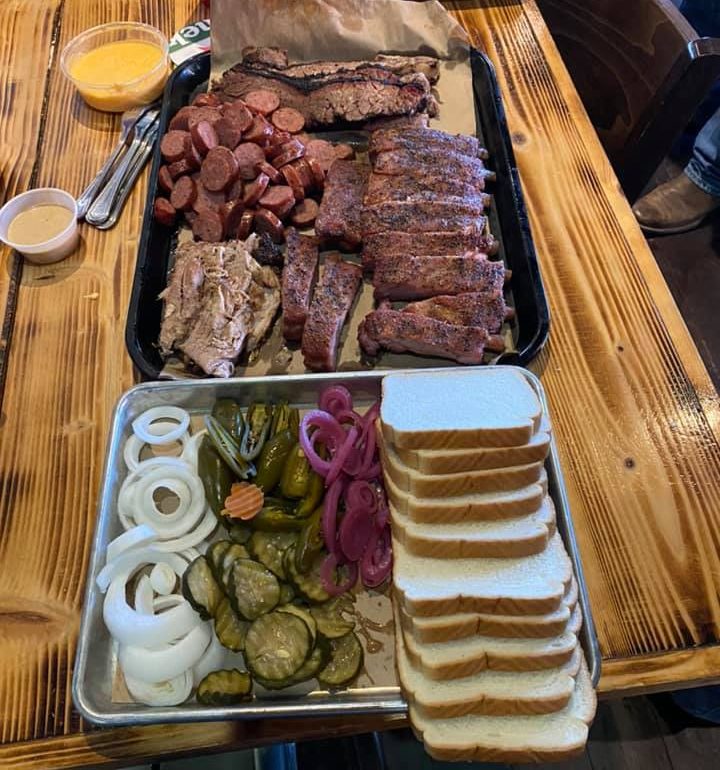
xmin=372 ymin=252 xmax=506 ymax=300
xmin=363 ymin=113 xmax=430 ymax=132
xmin=301 ymin=254 xmax=363 ymax=371
xmin=282 ymin=228 xmax=319 ymax=342
xmin=212 ymin=64 xmax=435 ymax=127
xmin=315 ymin=160 xmax=370 ymax=250
xmin=358 ymin=302 xmax=502 ymax=364
xmin=241 ymin=51 xmax=439 ymax=84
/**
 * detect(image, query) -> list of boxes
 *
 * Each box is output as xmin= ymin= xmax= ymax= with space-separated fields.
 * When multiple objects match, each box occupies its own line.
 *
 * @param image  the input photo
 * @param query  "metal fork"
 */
xmin=85 ymin=108 xmax=160 ymax=226
xmin=93 ymin=122 xmax=160 ymax=230
xmin=76 ymin=104 xmax=155 ymax=219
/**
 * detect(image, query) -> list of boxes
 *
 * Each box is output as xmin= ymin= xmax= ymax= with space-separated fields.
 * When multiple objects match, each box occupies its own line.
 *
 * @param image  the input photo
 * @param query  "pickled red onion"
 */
xmin=339 ymin=505 xmax=375 ymax=562
xmin=320 ymin=553 xmax=359 ymax=596
xmin=361 ymin=525 xmax=393 ymax=588
xmin=319 ymin=385 xmax=353 ymax=417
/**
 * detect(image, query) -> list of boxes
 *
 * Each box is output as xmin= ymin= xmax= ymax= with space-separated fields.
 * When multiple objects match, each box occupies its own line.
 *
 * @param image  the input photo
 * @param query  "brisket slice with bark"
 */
xmin=361 ymin=199 xmax=489 ymax=236
xmin=402 ymin=291 xmax=511 ymax=334
xmin=361 ymin=229 xmax=498 ymax=272
xmin=358 ymin=302 xmax=504 ymax=365
xmin=212 ymin=64 xmax=436 ymax=127
xmin=363 ymin=113 xmax=430 ymax=132
xmin=240 ymin=49 xmax=440 ymax=84
xmin=282 ymin=228 xmax=319 ymax=342
xmin=369 ymin=127 xmax=484 ymax=159
xmin=315 ymin=160 xmax=370 ymax=250
xmin=372 ymin=253 xmax=507 ymax=300
xmin=364 ymin=169 xmax=488 ymax=206
xmin=301 ymin=254 xmax=363 ymax=372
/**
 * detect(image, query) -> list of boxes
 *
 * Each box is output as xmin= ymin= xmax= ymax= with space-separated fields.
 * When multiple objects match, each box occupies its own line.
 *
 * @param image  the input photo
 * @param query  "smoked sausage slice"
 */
xmin=244 ymin=89 xmax=281 ymax=115
xmin=271 ymin=107 xmax=305 ymax=134
xmin=258 ymin=185 xmax=295 ymax=219
xmin=233 ymin=142 xmax=265 ymax=180
xmin=200 ymin=146 xmax=239 ymax=192
xmin=191 ymin=120 xmax=218 ymax=155
xmin=161 ymin=130 xmax=190 ymax=162
xmin=290 ymin=198 xmax=319 ymax=228
xmin=153 ymin=197 xmax=176 ymax=226
xmin=242 ymin=173 xmax=270 ymax=206
xmin=254 ymin=208 xmax=284 ymax=243
xmin=215 ymin=116 xmax=244 ymax=150
xmin=192 ymin=210 xmax=225 ymax=242
xmin=170 ymin=175 xmax=197 ymax=211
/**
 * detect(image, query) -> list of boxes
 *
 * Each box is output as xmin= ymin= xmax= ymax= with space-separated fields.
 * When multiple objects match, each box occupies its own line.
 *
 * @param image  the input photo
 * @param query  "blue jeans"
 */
xmin=682 ymin=0 xmax=720 ymax=195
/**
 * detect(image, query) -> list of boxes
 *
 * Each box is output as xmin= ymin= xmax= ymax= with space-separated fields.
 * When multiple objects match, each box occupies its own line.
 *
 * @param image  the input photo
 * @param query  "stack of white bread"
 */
xmin=378 ymin=369 xmax=597 ymax=763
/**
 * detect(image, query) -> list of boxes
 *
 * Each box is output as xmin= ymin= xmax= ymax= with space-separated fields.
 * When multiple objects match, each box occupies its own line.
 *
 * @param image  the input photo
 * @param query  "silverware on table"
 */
xmin=76 ymin=104 xmax=155 ymax=220
xmin=85 ymin=107 xmax=160 ymax=227
xmin=93 ymin=122 xmax=160 ymax=231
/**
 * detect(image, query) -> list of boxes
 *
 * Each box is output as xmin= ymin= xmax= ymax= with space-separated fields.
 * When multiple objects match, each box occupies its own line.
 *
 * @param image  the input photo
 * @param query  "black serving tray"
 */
xmin=126 ymin=51 xmax=549 ymax=379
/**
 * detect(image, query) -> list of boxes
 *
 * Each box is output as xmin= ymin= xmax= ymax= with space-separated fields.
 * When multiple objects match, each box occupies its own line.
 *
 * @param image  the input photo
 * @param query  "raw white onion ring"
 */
xmin=132 ymin=407 xmax=190 ymax=447
xmin=97 ymin=548 xmax=188 ymax=593
xmin=181 ymin=546 xmax=202 ymax=562
xmin=124 ymin=424 xmax=190 ymax=472
xmin=151 ymin=508 xmax=217 ymax=553
xmin=150 ymin=563 xmax=176 ymax=595
xmin=104 ymin=575 xmax=200 ymax=648
xmin=135 ymin=575 xmax=155 ymax=615
xmin=106 ymin=524 xmax=158 ymax=563
xmin=132 ymin=466 xmax=205 ymax=538
xmin=192 ymin=631 xmax=226 ymax=687
xmin=119 ymin=623 xmax=212 ymax=683
xmin=124 ymin=669 xmax=193 ymax=706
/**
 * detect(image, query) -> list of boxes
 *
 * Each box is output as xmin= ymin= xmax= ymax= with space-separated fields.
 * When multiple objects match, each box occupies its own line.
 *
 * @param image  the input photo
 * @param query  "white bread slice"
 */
xmin=407 ymin=579 xmax=579 ymax=643
xmin=390 ymin=495 xmax=556 ymax=559
xmin=379 ymin=434 xmax=544 ymax=497
xmin=385 ymin=465 xmax=548 ymax=523
xmin=381 ymin=369 xmax=542 ymax=450
xmin=393 ymin=531 xmax=572 ymax=616
xmin=400 ymin=604 xmax=581 ymax=679
xmin=397 ymin=416 xmax=551 ymax=474
xmin=395 ymin=611 xmax=582 ymax=717
xmin=410 ymin=658 xmax=597 ymax=763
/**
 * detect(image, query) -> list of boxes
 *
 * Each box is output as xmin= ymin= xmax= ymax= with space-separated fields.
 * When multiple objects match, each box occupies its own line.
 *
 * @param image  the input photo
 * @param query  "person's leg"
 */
xmin=680 ymin=0 xmax=720 ymax=38
xmin=686 ymin=105 xmax=720 ymax=196
xmin=633 ymin=107 xmax=720 ymax=234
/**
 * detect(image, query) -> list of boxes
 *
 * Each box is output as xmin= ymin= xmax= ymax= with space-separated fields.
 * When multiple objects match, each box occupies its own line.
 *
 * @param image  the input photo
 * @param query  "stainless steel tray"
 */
xmin=73 ymin=368 xmax=600 ymax=727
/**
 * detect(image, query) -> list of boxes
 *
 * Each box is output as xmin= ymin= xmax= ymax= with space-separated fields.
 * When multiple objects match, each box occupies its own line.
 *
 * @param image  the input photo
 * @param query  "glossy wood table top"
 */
xmin=2 ymin=0 xmax=720 ymax=767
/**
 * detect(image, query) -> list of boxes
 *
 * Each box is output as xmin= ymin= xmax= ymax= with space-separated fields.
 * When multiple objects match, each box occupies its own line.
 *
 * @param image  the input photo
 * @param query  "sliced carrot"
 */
xmin=223 ymin=482 xmax=264 ymax=521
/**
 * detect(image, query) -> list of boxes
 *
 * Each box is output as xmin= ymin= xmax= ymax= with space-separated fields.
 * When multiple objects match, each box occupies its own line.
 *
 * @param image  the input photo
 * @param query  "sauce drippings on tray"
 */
xmin=70 ymin=40 xmax=164 ymax=85
xmin=7 ymin=204 xmax=73 ymax=245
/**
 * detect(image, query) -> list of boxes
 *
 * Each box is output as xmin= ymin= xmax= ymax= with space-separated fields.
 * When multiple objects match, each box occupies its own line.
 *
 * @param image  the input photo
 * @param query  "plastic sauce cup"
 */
xmin=0 ymin=188 xmax=79 ymax=264
xmin=60 ymin=22 xmax=169 ymax=113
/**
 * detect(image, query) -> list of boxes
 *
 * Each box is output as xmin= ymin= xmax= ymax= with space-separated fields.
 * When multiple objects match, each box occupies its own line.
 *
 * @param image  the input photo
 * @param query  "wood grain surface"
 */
xmin=1 ymin=0 xmax=720 ymax=766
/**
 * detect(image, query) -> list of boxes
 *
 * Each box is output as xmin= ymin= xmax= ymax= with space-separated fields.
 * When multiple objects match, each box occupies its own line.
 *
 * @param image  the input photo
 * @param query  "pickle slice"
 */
xmin=196 ymin=668 xmax=252 ymax=705
xmin=278 ymin=603 xmax=317 ymax=646
xmin=214 ymin=597 xmax=250 ymax=652
xmin=248 ymin=531 xmax=297 ymax=579
xmin=182 ymin=555 xmax=223 ymax=620
xmin=309 ymin=596 xmax=356 ymax=639
xmin=284 ymin=545 xmax=331 ymax=604
xmin=245 ymin=611 xmax=311 ymax=681
xmin=206 ymin=540 xmax=233 ymax=583
xmin=229 ymin=558 xmax=280 ymax=620
xmin=278 ymin=582 xmax=296 ymax=605
xmin=254 ymin=637 xmax=331 ymax=690
xmin=317 ymin=631 xmax=363 ymax=688
xmin=219 ymin=543 xmax=251 ymax=593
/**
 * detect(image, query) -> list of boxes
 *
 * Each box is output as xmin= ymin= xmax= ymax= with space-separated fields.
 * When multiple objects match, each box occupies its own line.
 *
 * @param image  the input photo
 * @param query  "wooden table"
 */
xmin=2 ymin=0 xmax=720 ymax=767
